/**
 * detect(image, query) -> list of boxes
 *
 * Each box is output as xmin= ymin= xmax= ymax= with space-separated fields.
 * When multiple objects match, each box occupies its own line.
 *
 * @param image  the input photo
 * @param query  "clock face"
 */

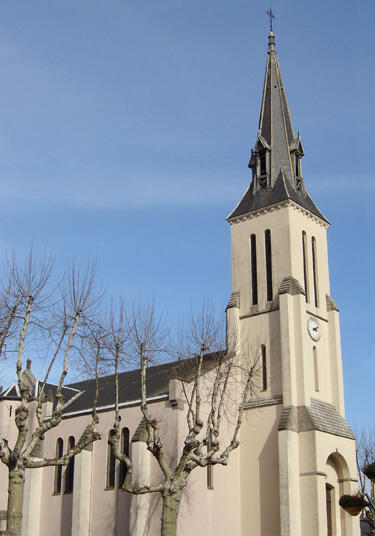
xmin=307 ymin=317 xmax=321 ymax=342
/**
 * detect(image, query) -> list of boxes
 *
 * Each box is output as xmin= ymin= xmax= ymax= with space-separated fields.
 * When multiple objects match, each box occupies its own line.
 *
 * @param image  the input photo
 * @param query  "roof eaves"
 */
xmin=226 ymin=183 xmax=252 ymax=221
xmin=62 ymin=394 xmax=169 ymax=419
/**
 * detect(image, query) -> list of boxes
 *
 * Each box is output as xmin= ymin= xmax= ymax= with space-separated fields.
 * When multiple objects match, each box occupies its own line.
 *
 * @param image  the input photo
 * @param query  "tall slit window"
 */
xmin=312 ymin=237 xmax=319 ymax=307
xmin=302 ymin=232 xmax=309 ymax=303
xmin=265 ymin=230 xmax=273 ymax=301
xmin=295 ymin=155 xmax=300 ymax=178
xmin=313 ymin=346 xmax=319 ymax=392
xmin=119 ymin=427 xmax=130 ymax=488
xmin=64 ymin=436 xmax=75 ymax=493
xmin=54 ymin=438 xmax=63 ymax=494
xmin=261 ymin=345 xmax=267 ymax=391
xmin=250 ymin=234 xmax=258 ymax=305
xmin=107 ymin=430 xmax=116 ymax=489
xmin=260 ymin=151 xmax=266 ymax=176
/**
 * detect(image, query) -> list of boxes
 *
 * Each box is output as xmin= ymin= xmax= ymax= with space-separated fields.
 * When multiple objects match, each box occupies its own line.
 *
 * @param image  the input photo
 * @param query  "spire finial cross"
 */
xmin=266 ymin=8 xmax=275 ymax=32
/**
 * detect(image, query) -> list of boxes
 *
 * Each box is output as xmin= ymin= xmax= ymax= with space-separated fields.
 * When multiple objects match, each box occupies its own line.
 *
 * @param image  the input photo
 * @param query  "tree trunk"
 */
xmin=370 ymin=510 xmax=375 ymax=536
xmin=5 ymin=467 xmax=25 ymax=536
xmin=160 ymin=492 xmax=182 ymax=536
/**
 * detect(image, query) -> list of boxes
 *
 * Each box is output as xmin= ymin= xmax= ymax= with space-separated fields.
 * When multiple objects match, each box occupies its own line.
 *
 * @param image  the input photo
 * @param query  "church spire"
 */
xmin=252 ymin=29 xmax=300 ymax=190
xmin=228 ymin=28 xmax=328 ymax=223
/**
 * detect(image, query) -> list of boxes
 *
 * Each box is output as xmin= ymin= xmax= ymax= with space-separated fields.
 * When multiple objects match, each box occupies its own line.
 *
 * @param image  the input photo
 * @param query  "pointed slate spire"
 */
xmin=258 ymin=31 xmax=295 ymax=185
xmin=228 ymin=31 xmax=328 ymax=224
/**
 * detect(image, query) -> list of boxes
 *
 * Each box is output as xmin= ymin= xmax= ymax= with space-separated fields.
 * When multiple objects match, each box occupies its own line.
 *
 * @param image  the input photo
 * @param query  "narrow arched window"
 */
xmin=261 ymin=345 xmax=267 ymax=391
xmin=119 ymin=427 xmax=130 ymax=488
xmin=250 ymin=234 xmax=258 ymax=305
xmin=313 ymin=346 xmax=319 ymax=392
xmin=302 ymin=231 xmax=309 ymax=303
xmin=312 ymin=237 xmax=319 ymax=307
xmin=107 ymin=430 xmax=116 ymax=489
xmin=54 ymin=438 xmax=63 ymax=494
xmin=64 ymin=436 xmax=75 ymax=493
xmin=265 ymin=230 xmax=273 ymax=301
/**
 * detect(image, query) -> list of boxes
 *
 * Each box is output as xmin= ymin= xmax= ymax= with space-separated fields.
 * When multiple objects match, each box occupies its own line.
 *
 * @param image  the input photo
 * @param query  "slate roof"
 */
xmin=0 ymin=381 xmax=79 ymax=401
xmin=258 ymin=31 xmax=295 ymax=183
xmin=326 ymin=294 xmax=340 ymax=312
xmin=278 ymin=398 xmax=355 ymax=440
xmin=226 ymin=291 xmax=240 ymax=310
xmin=62 ymin=353 xmax=222 ymax=416
xmin=132 ymin=418 xmax=148 ymax=443
xmin=278 ymin=276 xmax=305 ymax=296
xmin=0 ymin=383 xmax=20 ymax=399
xmin=0 ymin=354 xmax=223 ymax=416
xmin=228 ymin=171 xmax=329 ymax=223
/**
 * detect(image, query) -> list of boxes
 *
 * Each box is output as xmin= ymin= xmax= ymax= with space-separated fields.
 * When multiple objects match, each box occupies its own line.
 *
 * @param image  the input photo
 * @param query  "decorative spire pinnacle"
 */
xmin=268 ymin=31 xmax=276 ymax=53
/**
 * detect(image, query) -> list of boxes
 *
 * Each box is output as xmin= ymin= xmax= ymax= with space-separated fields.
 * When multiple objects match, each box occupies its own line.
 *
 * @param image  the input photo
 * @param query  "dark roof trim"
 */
xmin=278 ymin=398 xmax=355 ymax=440
xmin=326 ymin=294 xmax=340 ymax=312
xmin=226 ymin=291 xmax=240 ymax=310
xmin=132 ymin=418 xmax=148 ymax=443
xmin=62 ymin=394 xmax=169 ymax=419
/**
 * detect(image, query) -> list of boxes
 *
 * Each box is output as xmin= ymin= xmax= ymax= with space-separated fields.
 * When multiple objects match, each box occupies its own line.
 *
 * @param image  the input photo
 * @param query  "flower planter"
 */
xmin=363 ymin=463 xmax=375 ymax=484
xmin=339 ymin=493 xmax=367 ymax=516
xmin=345 ymin=506 xmax=364 ymax=516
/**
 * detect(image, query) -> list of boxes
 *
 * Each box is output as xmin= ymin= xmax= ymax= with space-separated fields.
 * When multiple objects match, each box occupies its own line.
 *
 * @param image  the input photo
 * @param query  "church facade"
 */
xmin=0 ymin=31 xmax=360 ymax=536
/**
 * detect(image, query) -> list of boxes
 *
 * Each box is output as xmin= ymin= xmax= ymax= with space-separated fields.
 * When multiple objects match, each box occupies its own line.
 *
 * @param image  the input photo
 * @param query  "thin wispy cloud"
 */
xmin=308 ymin=173 xmax=374 ymax=197
xmin=1 ymin=170 xmax=373 ymax=210
xmin=0 ymin=171 xmax=239 ymax=209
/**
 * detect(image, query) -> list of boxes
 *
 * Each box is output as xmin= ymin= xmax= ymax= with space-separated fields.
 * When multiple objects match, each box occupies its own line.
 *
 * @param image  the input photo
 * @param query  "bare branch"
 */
xmin=26 ymin=424 xmax=100 ymax=468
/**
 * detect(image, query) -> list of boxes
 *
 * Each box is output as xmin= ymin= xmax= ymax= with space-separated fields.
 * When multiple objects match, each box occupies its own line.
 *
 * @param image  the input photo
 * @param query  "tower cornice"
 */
xmin=227 ymin=199 xmax=330 ymax=228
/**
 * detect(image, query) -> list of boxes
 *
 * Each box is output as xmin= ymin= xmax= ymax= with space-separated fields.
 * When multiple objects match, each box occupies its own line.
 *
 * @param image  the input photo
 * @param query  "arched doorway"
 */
xmin=325 ymin=452 xmax=351 ymax=536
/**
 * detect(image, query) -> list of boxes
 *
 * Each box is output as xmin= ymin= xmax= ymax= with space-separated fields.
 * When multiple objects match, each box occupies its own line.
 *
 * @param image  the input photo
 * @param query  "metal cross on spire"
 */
xmin=266 ymin=8 xmax=275 ymax=32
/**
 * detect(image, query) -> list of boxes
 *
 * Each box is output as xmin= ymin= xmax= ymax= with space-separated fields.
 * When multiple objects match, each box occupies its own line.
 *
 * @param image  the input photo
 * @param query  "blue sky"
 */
xmin=0 ymin=1 xmax=373 ymax=431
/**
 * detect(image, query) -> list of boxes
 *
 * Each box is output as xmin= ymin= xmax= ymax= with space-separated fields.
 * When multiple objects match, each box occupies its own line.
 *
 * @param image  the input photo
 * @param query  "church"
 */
xmin=0 ymin=28 xmax=360 ymax=536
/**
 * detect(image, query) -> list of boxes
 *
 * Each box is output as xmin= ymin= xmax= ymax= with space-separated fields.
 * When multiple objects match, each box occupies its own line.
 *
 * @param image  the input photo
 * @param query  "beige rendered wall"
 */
xmin=230 ymin=203 xmax=330 ymax=316
xmin=298 ymin=431 xmax=360 ymax=536
xmin=230 ymin=200 xmax=358 ymax=536
xmin=175 ymin=378 xmax=242 ymax=536
xmin=239 ymin=403 xmax=282 ymax=536
xmin=0 ymin=399 xmax=20 ymax=532
xmin=239 ymin=310 xmax=282 ymax=397
xmin=37 ymin=402 xmax=163 ymax=536
xmin=230 ymin=202 xmax=345 ymax=412
xmin=31 ymin=380 xmax=244 ymax=536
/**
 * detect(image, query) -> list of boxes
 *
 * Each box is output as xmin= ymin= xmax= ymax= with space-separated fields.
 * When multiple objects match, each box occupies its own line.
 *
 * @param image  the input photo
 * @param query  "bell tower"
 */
xmin=226 ymin=29 xmax=360 ymax=536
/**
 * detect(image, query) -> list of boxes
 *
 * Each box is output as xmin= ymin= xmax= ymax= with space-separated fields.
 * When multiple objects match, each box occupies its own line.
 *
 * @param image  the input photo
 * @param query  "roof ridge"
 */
xmin=66 ymin=352 xmax=224 ymax=389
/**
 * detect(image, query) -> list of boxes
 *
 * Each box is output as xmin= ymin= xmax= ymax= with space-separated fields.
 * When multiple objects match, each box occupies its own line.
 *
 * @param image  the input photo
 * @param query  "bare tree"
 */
xmin=0 ymin=252 xmax=101 ymax=536
xmin=357 ymin=426 xmax=375 ymax=498
xmin=356 ymin=426 xmax=375 ymax=534
xmin=109 ymin=302 xmax=259 ymax=536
